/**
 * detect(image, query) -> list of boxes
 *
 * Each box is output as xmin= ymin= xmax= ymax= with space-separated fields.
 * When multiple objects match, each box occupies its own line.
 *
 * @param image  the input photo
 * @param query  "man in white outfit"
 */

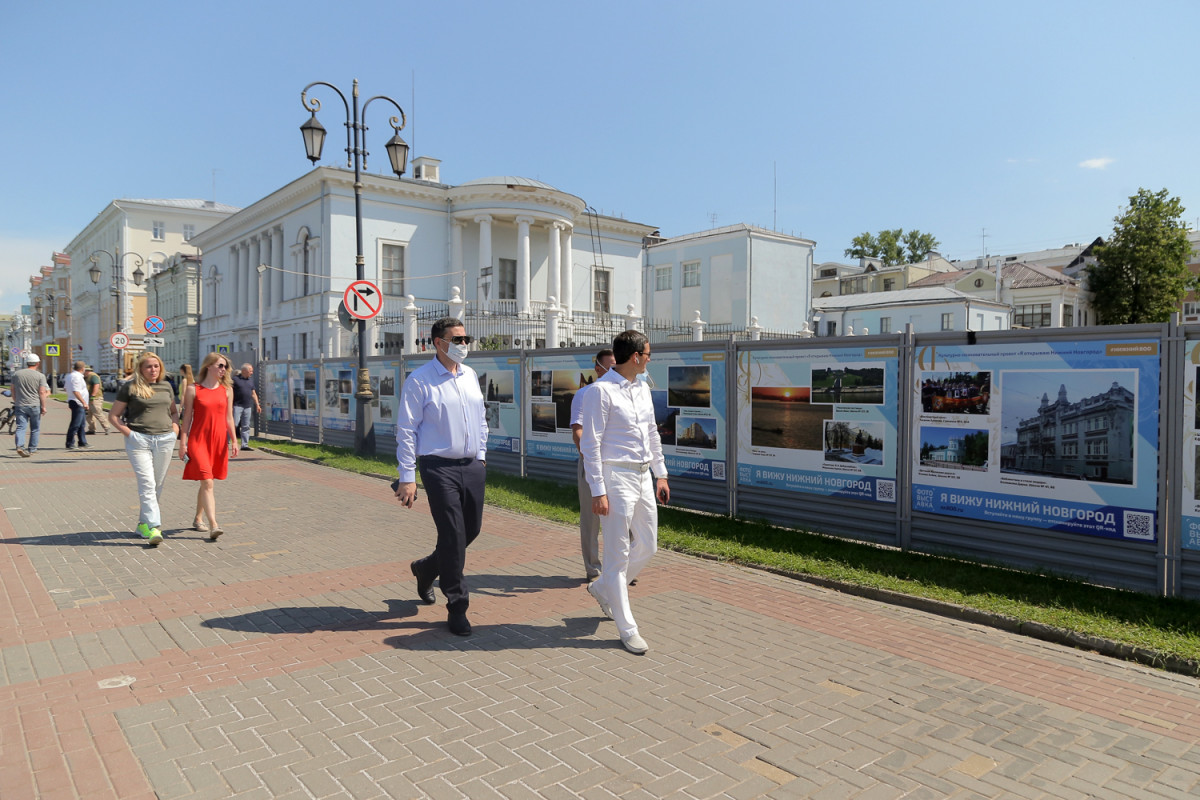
xmin=580 ymin=330 xmax=669 ymax=654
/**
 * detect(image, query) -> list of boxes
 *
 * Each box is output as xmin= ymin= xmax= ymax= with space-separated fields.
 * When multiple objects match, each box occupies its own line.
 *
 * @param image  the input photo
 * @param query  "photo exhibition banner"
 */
xmin=288 ymin=364 xmax=319 ymax=427
xmin=526 ymin=349 xmax=729 ymax=482
xmin=320 ymin=360 xmax=357 ymax=432
xmin=911 ymin=339 xmax=1160 ymax=541
xmin=261 ymin=363 xmax=290 ymax=424
xmin=1181 ymin=340 xmax=1200 ymax=550
xmin=471 ymin=354 xmax=522 ymax=454
xmin=736 ymin=345 xmax=899 ymax=502
xmin=367 ymin=361 xmax=401 ymax=441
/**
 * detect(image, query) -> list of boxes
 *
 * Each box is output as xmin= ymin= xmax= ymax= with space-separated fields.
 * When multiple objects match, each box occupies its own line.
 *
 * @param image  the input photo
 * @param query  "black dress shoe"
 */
xmin=411 ymin=561 xmax=436 ymax=604
xmin=447 ymin=611 xmax=471 ymax=636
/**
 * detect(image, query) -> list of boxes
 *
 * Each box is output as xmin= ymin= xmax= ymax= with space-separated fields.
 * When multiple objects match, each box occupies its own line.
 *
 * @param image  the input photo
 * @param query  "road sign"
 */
xmin=337 ymin=301 xmax=356 ymax=332
xmin=144 ymin=316 xmax=165 ymax=334
xmin=8 ymin=348 xmax=18 ymax=356
xmin=343 ymin=280 xmax=383 ymax=320
xmin=217 ymin=345 xmax=229 ymax=354
xmin=143 ymin=337 xmax=165 ymax=347
xmin=44 ymin=344 xmax=60 ymax=356
xmin=110 ymin=332 xmax=129 ymax=350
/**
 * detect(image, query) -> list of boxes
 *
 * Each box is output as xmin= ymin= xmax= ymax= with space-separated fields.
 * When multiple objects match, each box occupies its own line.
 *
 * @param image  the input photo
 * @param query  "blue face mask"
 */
xmin=638 ymin=371 xmax=657 ymax=390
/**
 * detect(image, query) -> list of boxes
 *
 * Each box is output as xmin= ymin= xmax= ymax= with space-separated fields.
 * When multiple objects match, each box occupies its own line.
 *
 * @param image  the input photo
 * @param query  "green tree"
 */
xmin=1087 ymin=188 xmax=1195 ymax=324
xmin=844 ymin=228 xmax=941 ymax=266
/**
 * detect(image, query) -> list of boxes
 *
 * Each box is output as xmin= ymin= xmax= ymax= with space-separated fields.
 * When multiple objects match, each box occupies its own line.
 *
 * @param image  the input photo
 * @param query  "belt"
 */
xmin=419 ymin=455 xmax=476 ymax=465
xmin=604 ymin=460 xmax=651 ymax=473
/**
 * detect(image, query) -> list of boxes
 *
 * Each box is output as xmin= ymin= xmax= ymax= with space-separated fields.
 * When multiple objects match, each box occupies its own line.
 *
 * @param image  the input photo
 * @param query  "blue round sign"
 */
xmin=144 ymin=316 xmax=165 ymax=334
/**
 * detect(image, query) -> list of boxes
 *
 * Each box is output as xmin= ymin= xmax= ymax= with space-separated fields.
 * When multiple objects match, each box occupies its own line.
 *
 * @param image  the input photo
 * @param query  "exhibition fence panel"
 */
xmin=256 ymin=321 xmax=1200 ymax=598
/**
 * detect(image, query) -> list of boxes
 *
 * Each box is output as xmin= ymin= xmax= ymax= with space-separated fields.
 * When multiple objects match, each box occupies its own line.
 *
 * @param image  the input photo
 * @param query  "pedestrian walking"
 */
xmin=84 ymin=366 xmax=110 ymax=435
xmin=579 ymin=330 xmax=669 ymax=654
xmin=231 ymin=363 xmax=260 ymax=450
xmin=107 ymin=352 xmax=180 ymax=547
xmin=394 ymin=316 xmax=488 ymax=636
xmin=180 ymin=352 xmax=238 ymax=540
xmin=64 ymin=361 xmax=90 ymax=450
xmin=11 ymin=353 xmax=49 ymax=457
xmin=178 ymin=364 xmax=195 ymax=403
xmin=570 ymin=348 xmax=615 ymax=581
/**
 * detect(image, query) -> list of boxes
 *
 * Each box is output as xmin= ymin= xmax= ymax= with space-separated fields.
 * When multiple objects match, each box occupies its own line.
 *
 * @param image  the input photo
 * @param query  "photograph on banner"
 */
xmin=736 ymin=346 xmax=899 ymax=502
xmin=526 ymin=352 xmax=600 ymax=461
xmin=261 ymin=363 xmax=290 ymax=423
xmin=322 ymin=360 xmax=356 ymax=432
xmin=472 ymin=354 xmax=522 ymax=453
xmin=368 ymin=361 xmax=401 ymax=441
xmin=911 ymin=340 xmax=1159 ymax=542
xmin=289 ymin=365 xmax=319 ymax=427
xmin=1181 ymin=341 xmax=1200 ymax=549
xmin=649 ymin=351 xmax=727 ymax=481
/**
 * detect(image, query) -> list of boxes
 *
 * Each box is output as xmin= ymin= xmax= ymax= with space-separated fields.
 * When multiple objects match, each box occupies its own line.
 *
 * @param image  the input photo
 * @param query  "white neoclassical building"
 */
xmin=191 ymin=159 xmax=658 ymax=360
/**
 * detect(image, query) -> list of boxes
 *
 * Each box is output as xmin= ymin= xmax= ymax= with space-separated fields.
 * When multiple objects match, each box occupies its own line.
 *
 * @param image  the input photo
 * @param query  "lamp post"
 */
xmin=89 ymin=247 xmax=146 ymax=370
xmin=299 ymin=78 xmax=409 ymax=456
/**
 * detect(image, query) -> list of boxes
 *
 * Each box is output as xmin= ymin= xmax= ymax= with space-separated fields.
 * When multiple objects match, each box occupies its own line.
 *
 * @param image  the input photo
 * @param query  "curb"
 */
xmin=253 ymin=442 xmax=1200 ymax=679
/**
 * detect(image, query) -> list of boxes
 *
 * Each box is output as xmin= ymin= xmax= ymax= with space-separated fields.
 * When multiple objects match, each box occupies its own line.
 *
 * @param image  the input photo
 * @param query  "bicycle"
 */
xmin=0 ymin=406 xmax=14 ymax=436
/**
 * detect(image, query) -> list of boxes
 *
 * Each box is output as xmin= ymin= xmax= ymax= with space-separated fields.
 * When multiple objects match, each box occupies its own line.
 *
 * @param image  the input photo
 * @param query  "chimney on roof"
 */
xmin=411 ymin=156 xmax=441 ymax=183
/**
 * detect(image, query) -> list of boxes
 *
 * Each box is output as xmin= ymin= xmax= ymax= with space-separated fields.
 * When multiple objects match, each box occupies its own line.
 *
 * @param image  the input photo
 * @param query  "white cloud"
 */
xmin=1079 ymin=157 xmax=1115 ymax=170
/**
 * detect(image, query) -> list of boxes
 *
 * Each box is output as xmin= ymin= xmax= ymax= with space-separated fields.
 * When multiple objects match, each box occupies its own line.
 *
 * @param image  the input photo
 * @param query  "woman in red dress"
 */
xmin=180 ymin=352 xmax=239 ymax=540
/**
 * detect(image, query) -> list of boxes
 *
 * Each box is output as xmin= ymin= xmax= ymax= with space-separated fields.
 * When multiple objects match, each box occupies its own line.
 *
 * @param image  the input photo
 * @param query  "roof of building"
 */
xmin=458 ymin=176 xmax=558 ymax=191
xmin=908 ymin=261 xmax=1078 ymax=290
xmin=120 ymin=198 xmax=242 ymax=213
xmin=813 ymin=286 xmax=1008 ymax=310
xmin=652 ymin=222 xmax=814 ymax=246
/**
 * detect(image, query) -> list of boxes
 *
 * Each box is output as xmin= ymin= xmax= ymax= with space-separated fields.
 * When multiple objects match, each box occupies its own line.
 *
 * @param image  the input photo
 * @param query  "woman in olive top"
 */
xmin=108 ymin=352 xmax=180 ymax=547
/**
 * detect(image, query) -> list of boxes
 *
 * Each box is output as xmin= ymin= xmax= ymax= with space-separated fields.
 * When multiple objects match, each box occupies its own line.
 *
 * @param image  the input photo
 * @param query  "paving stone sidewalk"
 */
xmin=2 ymin=405 xmax=1200 ymax=798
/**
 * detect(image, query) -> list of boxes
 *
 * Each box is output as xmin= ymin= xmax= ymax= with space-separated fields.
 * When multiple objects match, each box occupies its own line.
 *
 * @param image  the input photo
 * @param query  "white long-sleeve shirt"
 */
xmin=394 ymin=357 xmax=488 ymax=482
xmin=579 ymin=369 xmax=667 ymax=497
xmin=64 ymin=370 xmax=88 ymax=406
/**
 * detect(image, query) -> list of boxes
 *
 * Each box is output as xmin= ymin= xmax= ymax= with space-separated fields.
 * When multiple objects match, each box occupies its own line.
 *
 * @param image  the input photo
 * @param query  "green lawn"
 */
xmin=256 ymin=439 xmax=1200 ymax=667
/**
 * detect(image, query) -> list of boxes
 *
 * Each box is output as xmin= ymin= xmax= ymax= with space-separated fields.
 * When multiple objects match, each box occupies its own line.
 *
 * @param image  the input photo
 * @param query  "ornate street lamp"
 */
xmin=299 ymin=78 xmax=408 ymax=456
xmin=89 ymin=247 xmax=146 ymax=335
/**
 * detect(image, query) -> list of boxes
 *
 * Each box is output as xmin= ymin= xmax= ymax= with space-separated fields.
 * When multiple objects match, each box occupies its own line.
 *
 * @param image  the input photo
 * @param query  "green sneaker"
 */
xmin=147 ymin=528 xmax=163 ymax=546
xmin=136 ymin=523 xmax=152 ymax=538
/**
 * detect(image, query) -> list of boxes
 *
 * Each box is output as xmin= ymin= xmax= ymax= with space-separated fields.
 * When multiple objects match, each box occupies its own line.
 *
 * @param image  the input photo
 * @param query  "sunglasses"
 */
xmin=444 ymin=335 xmax=473 ymax=345
xmin=215 ymin=363 xmax=230 ymax=370
xmin=638 ymin=350 xmax=651 ymax=359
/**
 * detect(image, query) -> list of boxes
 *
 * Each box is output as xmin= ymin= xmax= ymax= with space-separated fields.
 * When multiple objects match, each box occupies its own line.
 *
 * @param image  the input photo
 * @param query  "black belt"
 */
xmin=419 ymin=455 xmax=476 ymax=465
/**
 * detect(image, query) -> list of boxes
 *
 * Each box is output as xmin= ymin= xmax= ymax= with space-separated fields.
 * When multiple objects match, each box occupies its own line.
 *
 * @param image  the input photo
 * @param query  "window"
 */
xmin=1062 ymin=304 xmax=1075 ymax=327
xmin=152 ymin=221 xmax=165 ymax=240
xmin=655 ymin=266 xmax=672 ymax=291
xmin=300 ymin=332 xmax=308 ymax=359
xmin=1013 ymin=303 xmax=1051 ymax=328
xmin=183 ymin=224 xmax=196 ymax=241
xmin=1086 ymin=438 xmax=1108 ymax=457
xmin=1063 ymin=442 xmax=1078 ymax=457
xmin=593 ymin=268 xmax=611 ymax=313
xmin=882 ymin=278 xmax=895 ymax=291
xmin=879 ymin=317 xmax=891 ymax=333
xmin=497 ymin=258 xmax=517 ymax=300
xmin=839 ymin=276 xmax=869 ymax=295
xmin=825 ymin=321 xmax=837 ymax=336
xmin=1086 ymin=416 xmax=1109 ymax=432
xmin=381 ymin=244 xmax=404 ymax=295
xmin=151 ymin=260 xmax=164 ymax=276
xmin=682 ymin=261 xmax=700 ymax=287
xmin=820 ymin=268 xmax=837 ymax=277
xmin=941 ymin=313 xmax=954 ymax=330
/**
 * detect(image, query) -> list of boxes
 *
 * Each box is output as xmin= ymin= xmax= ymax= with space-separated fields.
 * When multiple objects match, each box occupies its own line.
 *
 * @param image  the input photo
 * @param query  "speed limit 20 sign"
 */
xmin=110 ymin=332 xmax=130 ymax=350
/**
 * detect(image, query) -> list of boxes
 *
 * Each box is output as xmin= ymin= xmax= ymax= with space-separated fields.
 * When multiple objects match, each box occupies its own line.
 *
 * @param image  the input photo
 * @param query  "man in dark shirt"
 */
xmin=231 ymin=363 xmax=260 ymax=450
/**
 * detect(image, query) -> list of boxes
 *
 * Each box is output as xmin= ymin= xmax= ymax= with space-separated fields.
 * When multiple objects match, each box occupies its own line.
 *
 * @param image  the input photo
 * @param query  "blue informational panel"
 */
xmin=289 ymin=364 xmax=319 ymax=427
xmin=1181 ymin=341 xmax=1200 ymax=550
xmin=911 ymin=339 xmax=1159 ymax=542
xmin=526 ymin=352 xmax=596 ymax=461
xmin=647 ymin=349 xmax=728 ymax=482
xmin=368 ymin=360 xmax=402 ymax=442
xmin=471 ymin=354 xmax=522 ymax=454
xmin=262 ymin=363 xmax=290 ymax=423
xmin=736 ymin=345 xmax=900 ymax=502
xmin=321 ymin=360 xmax=357 ymax=432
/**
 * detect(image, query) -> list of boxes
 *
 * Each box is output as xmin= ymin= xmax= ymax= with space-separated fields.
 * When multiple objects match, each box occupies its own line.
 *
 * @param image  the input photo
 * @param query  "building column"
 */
xmin=272 ymin=226 xmax=284 ymax=305
xmin=451 ymin=220 xmax=464 ymax=300
xmin=516 ymin=215 xmax=534 ymax=315
xmin=250 ymin=236 xmax=261 ymax=314
xmin=240 ymin=242 xmax=251 ymax=318
xmin=547 ymin=222 xmax=562 ymax=310
xmin=260 ymin=232 xmax=271 ymax=307
xmin=561 ymin=226 xmax=573 ymax=318
xmin=475 ymin=215 xmax=493 ymax=303
xmin=227 ymin=246 xmax=238 ymax=318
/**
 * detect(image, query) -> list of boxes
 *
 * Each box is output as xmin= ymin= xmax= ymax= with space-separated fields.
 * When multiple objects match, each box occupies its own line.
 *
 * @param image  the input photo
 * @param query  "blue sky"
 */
xmin=3 ymin=0 xmax=1198 ymax=311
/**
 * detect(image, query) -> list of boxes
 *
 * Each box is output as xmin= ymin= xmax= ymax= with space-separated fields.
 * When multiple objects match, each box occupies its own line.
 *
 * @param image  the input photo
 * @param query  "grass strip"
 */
xmin=256 ymin=438 xmax=1200 ymax=665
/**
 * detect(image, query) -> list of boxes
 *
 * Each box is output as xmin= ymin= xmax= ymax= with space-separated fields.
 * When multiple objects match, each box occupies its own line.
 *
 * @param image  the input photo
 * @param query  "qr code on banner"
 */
xmin=1123 ymin=510 xmax=1154 ymax=541
xmin=875 ymin=480 xmax=896 ymax=502
xmin=712 ymin=461 xmax=726 ymax=480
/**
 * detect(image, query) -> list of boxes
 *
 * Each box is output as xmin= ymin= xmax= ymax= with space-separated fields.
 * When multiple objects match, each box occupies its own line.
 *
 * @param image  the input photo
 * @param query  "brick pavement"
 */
xmin=2 ymin=404 xmax=1200 ymax=798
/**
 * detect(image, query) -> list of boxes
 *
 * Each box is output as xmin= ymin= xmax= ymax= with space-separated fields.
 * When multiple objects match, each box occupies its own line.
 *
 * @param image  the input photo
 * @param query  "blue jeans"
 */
xmin=14 ymin=406 xmax=40 ymax=451
xmin=124 ymin=431 xmax=177 ymax=529
xmin=67 ymin=401 xmax=88 ymax=448
xmin=233 ymin=405 xmax=254 ymax=447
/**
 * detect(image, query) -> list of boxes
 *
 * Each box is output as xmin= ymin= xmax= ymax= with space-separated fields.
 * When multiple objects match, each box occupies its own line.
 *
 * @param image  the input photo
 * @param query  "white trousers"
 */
xmin=125 ymin=431 xmax=176 ymax=529
xmin=593 ymin=465 xmax=658 ymax=639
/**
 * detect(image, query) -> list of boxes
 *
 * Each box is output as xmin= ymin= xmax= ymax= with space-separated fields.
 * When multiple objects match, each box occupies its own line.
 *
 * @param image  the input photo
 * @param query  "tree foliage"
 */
xmin=844 ymin=229 xmax=940 ymax=267
xmin=1087 ymin=188 xmax=1195 ymax=325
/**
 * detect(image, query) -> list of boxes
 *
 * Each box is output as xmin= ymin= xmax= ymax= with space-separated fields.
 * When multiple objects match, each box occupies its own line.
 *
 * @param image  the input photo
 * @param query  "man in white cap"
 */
xmin=12 ymin=354 xmax=50 ymax=457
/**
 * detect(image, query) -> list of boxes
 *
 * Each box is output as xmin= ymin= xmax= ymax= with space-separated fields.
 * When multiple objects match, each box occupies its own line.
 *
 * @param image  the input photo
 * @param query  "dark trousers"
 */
xmin=411 ymin=456 xmax=486 ymax=613
xmin=66 ymin=401 xmax=88 ymax=448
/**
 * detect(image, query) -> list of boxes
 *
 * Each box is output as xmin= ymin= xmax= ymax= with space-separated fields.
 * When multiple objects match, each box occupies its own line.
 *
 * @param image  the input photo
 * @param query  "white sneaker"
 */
xmin=622 ymin=633 xmax=649 ymax=654
xmin=587 ymin=582 xmax=613 ymax=619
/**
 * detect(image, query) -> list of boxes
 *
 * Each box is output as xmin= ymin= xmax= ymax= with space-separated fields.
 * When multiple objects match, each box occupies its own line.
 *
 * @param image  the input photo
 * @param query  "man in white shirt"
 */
xmin=580 ymin=330 xmax=669 ymax=654
xmin=394 ymin=317 xmax=488 ymax=636
xmin=570 ymin=348 xmax=615 ymax=581
xmin=64 ymin=361 xmax=91 ymax=451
